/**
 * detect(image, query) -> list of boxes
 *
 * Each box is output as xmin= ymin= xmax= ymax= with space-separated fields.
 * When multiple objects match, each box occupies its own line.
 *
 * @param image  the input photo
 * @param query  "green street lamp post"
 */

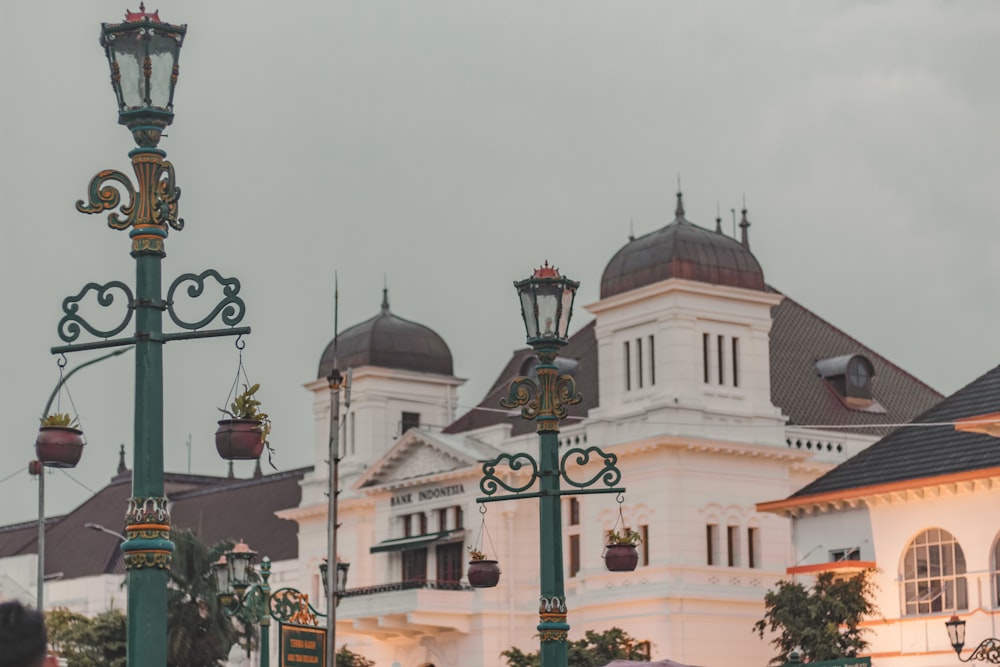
xmin=51 ymin=7 xmax=251 ymax=667
xmin=946 ymin=615 xmax=1000 ymax=663
xmin=477 ymin=263 xmax=627 ymax=667
xmin=215 ymin=541 xmax=350 ymax=667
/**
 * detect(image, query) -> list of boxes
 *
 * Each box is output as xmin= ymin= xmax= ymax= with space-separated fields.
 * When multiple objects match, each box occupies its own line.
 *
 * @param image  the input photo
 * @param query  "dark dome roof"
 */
xmin=317 ymin=290 xmax=454 ymax=378
xmin=600 ymin=193 xmax=765 ymax=299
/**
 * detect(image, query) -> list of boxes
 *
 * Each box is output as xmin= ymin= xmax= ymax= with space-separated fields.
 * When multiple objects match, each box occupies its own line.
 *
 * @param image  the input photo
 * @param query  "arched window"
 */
xmin=902 ymin=528 xmax=968 ymax=615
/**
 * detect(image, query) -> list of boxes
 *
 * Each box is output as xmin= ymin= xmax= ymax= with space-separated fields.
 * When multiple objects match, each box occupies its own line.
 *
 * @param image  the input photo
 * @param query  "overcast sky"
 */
xmin=2 ymin=1 xmax=999 ymax=528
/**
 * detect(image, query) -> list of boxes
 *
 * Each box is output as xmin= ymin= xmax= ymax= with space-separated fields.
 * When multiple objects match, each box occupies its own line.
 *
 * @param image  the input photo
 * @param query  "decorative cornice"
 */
xmin=585 ymin=276 xmax=783 ymax=316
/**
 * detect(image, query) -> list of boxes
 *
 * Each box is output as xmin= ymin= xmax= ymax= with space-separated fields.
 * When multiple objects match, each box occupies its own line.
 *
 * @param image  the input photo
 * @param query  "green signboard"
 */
xmin=279 ymin=623 xmax=326 ymax=667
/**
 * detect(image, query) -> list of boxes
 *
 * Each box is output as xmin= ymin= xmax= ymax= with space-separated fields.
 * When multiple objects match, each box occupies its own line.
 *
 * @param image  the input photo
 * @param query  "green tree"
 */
xmin=753 ymin=569 xmax=878 ymax=665
xmin=335 ymin=643 xmax=376 ymax=667
xmin=167 ymin=528 xmax=256 ymax=667
xmin=502 ymin=627 xmax=652 ymax=667
xmin=47 ymin=607 xmax=127 ymax=667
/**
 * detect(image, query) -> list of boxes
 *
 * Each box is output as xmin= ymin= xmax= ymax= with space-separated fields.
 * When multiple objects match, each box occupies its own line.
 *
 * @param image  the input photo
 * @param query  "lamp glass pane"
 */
xmin=519 ymin=290 xmax=538 ymax=339
xmin=337 ymin=563 xmax=350 ymax=594
xmin=558 ymin=284 xmax=576 ymax=337
xmin=113 ymin=34 xmax=145 ymax=108
xmin=213 ymin=561 xmax=229 ymax=592
xmin=147 ymin=33 xmax=177 ymax=107
xmin=319 ymin=562 xmax=329 ymax=596
xmin=535 ymin=286 xmax=560 ymax=338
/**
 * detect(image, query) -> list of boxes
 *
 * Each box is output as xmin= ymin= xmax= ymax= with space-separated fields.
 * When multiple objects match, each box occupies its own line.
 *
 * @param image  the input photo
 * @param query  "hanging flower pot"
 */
xmin=604 ymin=528 xmax=641 ymax=572
xmin=467 ymin=559 xmax=501 ymax=588
xmin=36 ymin=414 xmax=85 ymax=469
xmin=467 ymin=546 xmax=501 ymax=588
xmin=216 ymin=383 xmax=272 ymax=461
xmin=604 ymin=544 xmax=639 ymax=572
xmin=215 ymin=419 xmax=266 ymax=460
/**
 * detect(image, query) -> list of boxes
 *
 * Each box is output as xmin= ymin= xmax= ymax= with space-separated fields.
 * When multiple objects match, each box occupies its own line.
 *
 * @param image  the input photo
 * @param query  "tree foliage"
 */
xmin=502 ymin=627 xmax=652 ymax=667
xmin=335 ymin=643 xmax=376 ymax=667
xmin=753 ymin=569 xmax=878 ymax=665
xmin=47 ymin=607 xmax=127 ymax=667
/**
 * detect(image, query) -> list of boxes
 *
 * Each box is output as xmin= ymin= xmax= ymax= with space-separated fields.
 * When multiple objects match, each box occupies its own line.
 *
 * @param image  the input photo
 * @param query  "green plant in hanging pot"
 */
xmin=36 ymin=413 xmax=85 ymax=469
xmin=467 ymin=545 xmax=501 ymax=588
xmin=215 ymin=383 xmax=273 ymax=461
xmin=604 ymin=527 xmax=641 ymax=572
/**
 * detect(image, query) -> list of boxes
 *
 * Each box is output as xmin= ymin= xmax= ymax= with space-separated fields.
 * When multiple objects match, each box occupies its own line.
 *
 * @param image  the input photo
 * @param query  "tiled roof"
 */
xmin=769 ymin=288 xmax=942 ymax=435
xmin=445 ymin=290 xmax=941 ymax=438
xmin=791 ymin=364 xmax=1000 ymax=498
xmin=3 ymin=467 xmax=309 ymax=579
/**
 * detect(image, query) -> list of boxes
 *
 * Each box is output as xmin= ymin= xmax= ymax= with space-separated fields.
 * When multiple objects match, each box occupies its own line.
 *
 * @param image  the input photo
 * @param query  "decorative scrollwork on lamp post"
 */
xmin=476 ymin=263 xmax=627 ymax=667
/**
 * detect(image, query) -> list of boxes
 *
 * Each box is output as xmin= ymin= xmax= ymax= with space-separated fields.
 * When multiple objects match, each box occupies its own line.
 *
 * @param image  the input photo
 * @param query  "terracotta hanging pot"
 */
xmin=467 ymin=560 xmax=501 ymax=588
xmin=604 ymin=544 xmax=639 ymax=572
xmin=35 ymin=426 xmax=85 ymax=469
xmin=215 ymin=419 xmax=266 ymax=460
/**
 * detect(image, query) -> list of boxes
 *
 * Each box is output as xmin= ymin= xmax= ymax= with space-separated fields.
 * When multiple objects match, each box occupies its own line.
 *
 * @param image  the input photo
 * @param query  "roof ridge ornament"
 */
xmin=739 ymin=196 xmax=751 ymax=249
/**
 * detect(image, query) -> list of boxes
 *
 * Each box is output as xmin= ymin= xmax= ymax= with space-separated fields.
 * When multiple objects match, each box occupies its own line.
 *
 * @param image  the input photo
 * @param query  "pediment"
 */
xmin=357 ymin=429 xmax=491 ymax=489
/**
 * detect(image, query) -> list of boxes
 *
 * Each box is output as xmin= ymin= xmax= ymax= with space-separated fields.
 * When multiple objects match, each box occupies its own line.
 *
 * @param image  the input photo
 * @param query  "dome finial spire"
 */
xmin=715 ymin=203 xmax=723 ymax=233
xmin=628 ymin=218 xmax=635 ymax=242
xmin=382 ymin=274 xmax=390 ymax=312
xmin=117 ymin=443 xmax=127 ymax=474
xmin=675 ymin=178 xmax=685 ymax=219
xmin=739 ymin=194 xmax=751 ymax=249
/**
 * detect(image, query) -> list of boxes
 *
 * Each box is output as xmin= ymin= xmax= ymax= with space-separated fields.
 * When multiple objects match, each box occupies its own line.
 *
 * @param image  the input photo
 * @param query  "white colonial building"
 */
xmin=279 ymin=194 xmax=943 ymax=667
xmin=759 ymin=364 xmax=1000 ymax=667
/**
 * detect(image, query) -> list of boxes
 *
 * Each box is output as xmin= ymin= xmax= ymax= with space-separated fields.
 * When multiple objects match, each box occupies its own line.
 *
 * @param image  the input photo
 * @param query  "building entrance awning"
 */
xmin=370 ymin=530 xmax=463 ymax=554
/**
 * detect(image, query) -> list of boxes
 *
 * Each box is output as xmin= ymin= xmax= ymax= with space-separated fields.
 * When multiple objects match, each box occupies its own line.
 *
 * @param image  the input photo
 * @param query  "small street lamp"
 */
xmin=84 ymin=522 xmax=127 ymax=541
xmin=476 ymin=263 xmax=627 ymax=667
xmin=215 ymin=541 xmax=350 ymax=667
xmin=945 ymin=615 xmax=1000 ymax=663
xmin=318 ymin=558 xmax=351 ymax=604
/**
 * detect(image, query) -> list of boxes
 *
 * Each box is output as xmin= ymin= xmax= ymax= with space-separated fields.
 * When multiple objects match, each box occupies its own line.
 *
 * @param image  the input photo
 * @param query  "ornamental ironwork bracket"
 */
xmin=960 ymin=638 xmax=1000 ymax=663
xmin=475 ymin=446 xmax=625 ymax=504
xmin=269 ymin=587 xmax=327 ymax=625
xmin=52 ymin=268 xmax=250 ymax=355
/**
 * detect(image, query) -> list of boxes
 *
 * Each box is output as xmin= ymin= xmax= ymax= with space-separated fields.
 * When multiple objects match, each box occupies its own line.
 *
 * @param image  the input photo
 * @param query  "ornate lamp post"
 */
xmin=945 ymin=615 xmax=1000 ymax=663
xmin=477 ymin=263 xmax=626 ymax=667
xmin=215 ymin=541 xmax=350 ymax=667
xmin=51 ymin=7 xmax=251 ymax=667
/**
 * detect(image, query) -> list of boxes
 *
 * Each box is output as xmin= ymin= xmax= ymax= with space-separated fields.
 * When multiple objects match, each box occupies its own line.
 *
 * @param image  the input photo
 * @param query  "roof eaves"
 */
xmin=758 ymin=464 xmax=1000 ymax=514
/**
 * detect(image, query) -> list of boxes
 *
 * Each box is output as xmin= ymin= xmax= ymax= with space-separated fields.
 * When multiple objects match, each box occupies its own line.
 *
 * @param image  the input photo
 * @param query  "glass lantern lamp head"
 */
xmin=212 ymin=554 xmax=236 ymax=607
xmin=99 ymin=3 xmax=186 ymax=146
xmin=946 ymin=615 xmax=966 ymax=656
xmin=514 ymin=262 xmax=579 ymax=350
xmin=226 ymin=540 xmax=257 ymax=595
xmin=320 ymin=559 xmax=350 ymax=599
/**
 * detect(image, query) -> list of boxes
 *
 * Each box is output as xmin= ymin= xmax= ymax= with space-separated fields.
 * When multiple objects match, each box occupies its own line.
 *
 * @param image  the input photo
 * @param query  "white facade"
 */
xmin=280 ymin=270 xmax=902 ymax=667
xmin=764 ymin=473 xmax=1000 ymax=667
